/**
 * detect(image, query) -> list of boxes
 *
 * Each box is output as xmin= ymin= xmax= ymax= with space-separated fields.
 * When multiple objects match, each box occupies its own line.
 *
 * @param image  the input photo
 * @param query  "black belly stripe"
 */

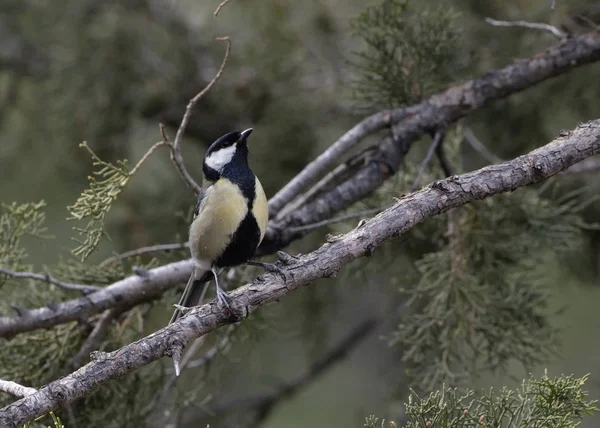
xmin=215 ymin=211 xmax=261 ymax=268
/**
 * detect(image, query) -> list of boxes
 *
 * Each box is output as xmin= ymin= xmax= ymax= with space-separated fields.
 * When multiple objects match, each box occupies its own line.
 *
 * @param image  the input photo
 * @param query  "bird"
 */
xmin=169 ymin=128 xmax=281 ymax=324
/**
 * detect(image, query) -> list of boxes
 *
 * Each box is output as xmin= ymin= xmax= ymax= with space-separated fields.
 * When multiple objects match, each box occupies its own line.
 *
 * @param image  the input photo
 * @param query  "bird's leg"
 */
xmin=212 ymin=266 xmax=232 ymax=309
xmin=246 ymin=260 xmax=286 ymax=280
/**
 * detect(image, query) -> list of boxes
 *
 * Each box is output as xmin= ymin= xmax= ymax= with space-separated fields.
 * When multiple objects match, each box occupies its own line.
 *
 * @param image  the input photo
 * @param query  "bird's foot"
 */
xmin=216 ymin=287 xmax=232 ymax=310
xmin=246 ymin=261 xmax=286 ymax=281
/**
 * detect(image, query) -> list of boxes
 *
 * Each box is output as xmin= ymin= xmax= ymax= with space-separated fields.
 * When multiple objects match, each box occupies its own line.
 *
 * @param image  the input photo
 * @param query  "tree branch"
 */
xmin=259 ymin=31 xmax=600 ymax=254
xmin=167 ymin=36 xmax=232 ymax=196
xmin=1 ymin=120 xmax=598 ymax=427
xmin=0 ymin=268 xmax=100 ymax=294
xmin=411 ymin=131 xmax=446 ymax=191
xmin=61 ymin=308 xmax=119 ymax=374
xmin=0 ymin=260 xmax=192 ymax=339
xmin=485 ymin=17 xmax=565 ymax=40
xmin=100 ymin=242 xmax=189 ymax=266
xmin=0 ymin=380 xmax=36 ymax=398
xmin=268 ymin=110 xmax=407 ymax=217
xmin=2 ymin=32 xmax=600 ymax=339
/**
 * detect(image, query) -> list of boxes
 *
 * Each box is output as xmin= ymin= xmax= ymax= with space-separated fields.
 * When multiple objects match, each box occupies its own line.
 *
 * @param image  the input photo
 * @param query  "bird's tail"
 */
xmin=169 ymin=269 xmax=212 ymax=325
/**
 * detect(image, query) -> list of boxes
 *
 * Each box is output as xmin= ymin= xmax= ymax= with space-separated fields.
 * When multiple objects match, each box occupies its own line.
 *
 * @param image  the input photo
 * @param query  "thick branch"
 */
xmin=1 ymin=120 xmax=598 ymax=427
xmin=259 ymin=31 xmax=600 ymax=253
xmin=0 ymin=261 xmax=192 ymax=339
xmin=268 ymin=110 xmax=406 ymax=217
xmin=2 ymin=32 xmax=600 ymax=339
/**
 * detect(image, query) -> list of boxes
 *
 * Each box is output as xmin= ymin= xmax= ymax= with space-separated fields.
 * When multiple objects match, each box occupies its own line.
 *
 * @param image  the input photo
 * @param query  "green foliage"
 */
xmin=398 ymin=372 xmax=598 ymax=427
xmin=390 ymin=185 xmax=595 ymax=391
xmin=0 ymin=201 xmax=48 ymax=283
xmin=23 ymin=411 xmax=65 ymax=428
xmin=365 ymin=414 xmax=398 ymax=428
xmin=350 ymin=0 xmax=462 ymax=110
xmin=67 ymin=142 xmax=133 ymax=261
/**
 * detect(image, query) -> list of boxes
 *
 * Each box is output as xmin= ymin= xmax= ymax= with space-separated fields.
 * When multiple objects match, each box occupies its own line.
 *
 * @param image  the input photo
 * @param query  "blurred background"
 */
xmin=0 ymin=0 xmax=600 ymax=427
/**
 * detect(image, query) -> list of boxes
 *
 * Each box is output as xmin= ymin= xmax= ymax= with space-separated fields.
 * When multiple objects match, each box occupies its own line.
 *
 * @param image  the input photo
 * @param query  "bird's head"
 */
xmin=203 ymin=128 xmax=253 ymax=181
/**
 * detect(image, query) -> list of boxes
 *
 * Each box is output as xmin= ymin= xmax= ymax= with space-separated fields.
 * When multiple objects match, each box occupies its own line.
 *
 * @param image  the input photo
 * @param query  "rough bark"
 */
xmin=0 ymin=261 xmax=192 ymax=339
xmin=259 ymin=31 xmax=600 ymax=252
xmin=2 ymin=32 xmax=600 ymax=339
xmin=1 ymin=120 xmax=598 ymax=427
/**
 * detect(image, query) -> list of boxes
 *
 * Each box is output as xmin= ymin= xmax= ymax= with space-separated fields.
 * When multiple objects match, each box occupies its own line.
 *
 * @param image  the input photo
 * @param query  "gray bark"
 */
xmin=1 ymin=119 xmax=598 ymax=427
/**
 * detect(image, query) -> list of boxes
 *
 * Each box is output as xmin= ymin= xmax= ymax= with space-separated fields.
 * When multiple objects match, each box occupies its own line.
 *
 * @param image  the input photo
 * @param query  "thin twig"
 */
xmin=129 ymin=141 xmax=167 ymax=176
xmin=62 ymin=309 xmax=119 ymax=374
xmin=463 ymin=127 xmax=504 ymax=164
xmin=485 ymin=17 xmax=565 ymax=39
xmin=169 ymin=36 xmax=232 ymax=196
xmin=100 ymin=242 xmax=189 ymax=267
xmin=0 ymin=267 xmax=100 ymax=294
xmin=410 ymin=131 xmax=446 ymax=192
xmin=214 ymin=0 xmax=231 ymax=17
xmin=0 ymin=380 xmax=36 ymax=398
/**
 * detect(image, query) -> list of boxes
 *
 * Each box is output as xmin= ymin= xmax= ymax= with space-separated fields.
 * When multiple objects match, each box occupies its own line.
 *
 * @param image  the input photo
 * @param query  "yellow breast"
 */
xmin=188 ymin=179 xmax=249 ymax=266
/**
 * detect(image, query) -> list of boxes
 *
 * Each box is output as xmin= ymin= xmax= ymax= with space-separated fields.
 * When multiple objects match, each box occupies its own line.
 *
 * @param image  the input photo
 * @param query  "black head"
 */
xmin=203 ymin=128 xmax=253 ymax=182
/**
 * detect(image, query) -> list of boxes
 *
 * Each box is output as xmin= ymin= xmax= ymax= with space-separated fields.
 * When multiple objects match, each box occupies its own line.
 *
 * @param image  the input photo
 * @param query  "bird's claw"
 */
xmin=216 ymin=288 xmax=232 ymax=310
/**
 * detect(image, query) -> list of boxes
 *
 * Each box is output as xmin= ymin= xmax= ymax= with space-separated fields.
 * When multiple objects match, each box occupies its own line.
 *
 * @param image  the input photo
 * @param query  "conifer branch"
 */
xmin=0 ymin=119 xmax=598 ymax=427
xmin=259 ymin=31 xmax=600 ymax=254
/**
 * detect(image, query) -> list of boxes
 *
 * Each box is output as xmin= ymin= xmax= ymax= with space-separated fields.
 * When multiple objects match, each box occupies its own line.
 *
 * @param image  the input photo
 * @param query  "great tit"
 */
xmin=169 ymin=128 xmax=278 ymax=324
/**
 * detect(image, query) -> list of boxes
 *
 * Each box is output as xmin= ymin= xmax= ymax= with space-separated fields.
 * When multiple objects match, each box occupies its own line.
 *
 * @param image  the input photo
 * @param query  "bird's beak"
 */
xmin=240 ymin=128 xmax=253 ymax=141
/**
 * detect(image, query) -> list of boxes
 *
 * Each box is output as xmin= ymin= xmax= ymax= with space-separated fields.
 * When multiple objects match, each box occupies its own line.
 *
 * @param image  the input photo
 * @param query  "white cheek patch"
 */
xmin=205 ymin=144 xmax=236 ymax=172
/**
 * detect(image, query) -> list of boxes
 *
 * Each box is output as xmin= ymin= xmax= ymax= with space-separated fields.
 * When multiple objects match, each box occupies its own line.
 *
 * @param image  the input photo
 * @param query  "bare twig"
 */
xmin=463 ymin=127 xmax=504 ymax=164
xmin=0 ymin=267 xmax=100 ymax=294
xmin=214 ymin=0 xmax=231 ymax=17
xmin=0 ymin=379 xmax=36 ymax=398
xmin=1 ymin=120 xmax=598 ymax=427
xmin=100 ymin=242 xmax=189 ymax=266
xmin=268 ymin=109 xmax=408 ymax=217
xmin=411 ymin=131 xmax=446 ymax=192
xmin=168 ymin=36 xmax=232 ymax=196
xmin=129 ymin=141 xmax=168 ymax=176
xmin=62 ymin=309 xmax=119 ymax=374
xmin=485 ymin=17 xmax=565 ymax=40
